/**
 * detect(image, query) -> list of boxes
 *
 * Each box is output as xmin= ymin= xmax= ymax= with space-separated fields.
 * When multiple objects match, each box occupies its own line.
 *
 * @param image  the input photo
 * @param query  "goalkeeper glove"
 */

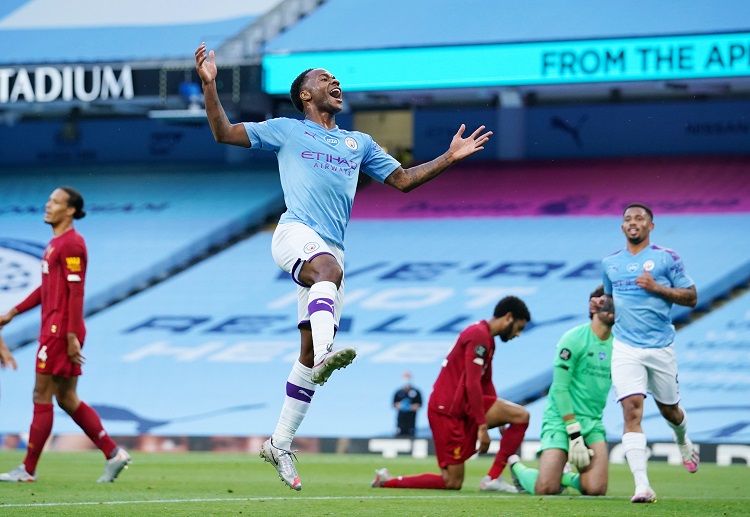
xmin=566 ymin=421 xmax=594 ymax=469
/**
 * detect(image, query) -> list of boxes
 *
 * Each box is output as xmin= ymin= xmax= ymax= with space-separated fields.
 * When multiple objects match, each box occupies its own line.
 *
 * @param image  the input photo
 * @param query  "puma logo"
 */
xmin=551 ymin=115 xmax=588 ymax=148
xmin=298 ymin=389 xmax=313 ymax=400
xmin=316 ymin=299 xmax=334 ymax=310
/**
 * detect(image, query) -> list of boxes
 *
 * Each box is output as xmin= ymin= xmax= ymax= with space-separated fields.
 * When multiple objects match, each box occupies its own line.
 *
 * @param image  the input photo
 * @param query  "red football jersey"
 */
xmin=15 ymin=229 xmax=87 ymax=342
xmin=428 ymin=320 xmax=498 ymax=426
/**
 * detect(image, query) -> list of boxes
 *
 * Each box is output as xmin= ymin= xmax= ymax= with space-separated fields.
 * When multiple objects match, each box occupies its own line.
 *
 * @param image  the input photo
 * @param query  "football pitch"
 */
xmin=0 ymin=451 xmax=748 ymax=516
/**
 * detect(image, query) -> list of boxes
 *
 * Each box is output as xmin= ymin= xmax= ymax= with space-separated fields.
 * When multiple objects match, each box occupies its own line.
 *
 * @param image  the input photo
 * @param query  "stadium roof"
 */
xmin=265 ymin=0 xmax=750 ymax=52
xmin=3 ymin=0 xmax=749 ymax=66
xmin=0 ymin=0 xmax=282 ymax=65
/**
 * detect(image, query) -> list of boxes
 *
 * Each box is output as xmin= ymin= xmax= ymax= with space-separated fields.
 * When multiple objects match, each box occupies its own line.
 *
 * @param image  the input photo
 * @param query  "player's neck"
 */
xmin=306 ymin=110 xmax=336 ymax=130
xmin=52 ymin=221 xmax=74 ymax=237
xmin=626 ymin=238 xmax=650 ymax=255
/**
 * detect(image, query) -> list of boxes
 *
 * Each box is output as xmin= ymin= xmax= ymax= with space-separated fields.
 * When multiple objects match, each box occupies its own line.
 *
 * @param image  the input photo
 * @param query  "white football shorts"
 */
xmin=271 ymin=222 xmax=345 ymax=326
xmin=611 ymin=337 xmax=680 ymax=405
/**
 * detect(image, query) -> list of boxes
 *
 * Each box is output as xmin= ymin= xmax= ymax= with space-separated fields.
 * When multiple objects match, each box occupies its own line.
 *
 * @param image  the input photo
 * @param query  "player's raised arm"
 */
xmin=195 ymin=43 xmax=251 ymax=147
xmin=384 ymin=124 xmax=492 ymax=193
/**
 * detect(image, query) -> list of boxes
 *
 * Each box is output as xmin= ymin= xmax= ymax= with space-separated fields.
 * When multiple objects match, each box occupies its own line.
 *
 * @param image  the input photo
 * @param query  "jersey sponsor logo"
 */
xmin=345 ymin=137 xmax=358 ymax=150
xmin=300 ymin=150 xmax=358 ymax=176
xmin=324 ymin=135 xmax=339 ymax=145
xmin=643 ymin=259 xmax=655 ymax=272
xmin=627 ymin=262 xmax=639 ymax=273
xmin=560 ymin=348 xmax=572 ymax=360
xmin=66 ymin=256 xmax=82 ymax=272
xmin=474 ymin=345 xmax=487 ymax=357
xmin=303 ymin=242 xmax=320 ymax=254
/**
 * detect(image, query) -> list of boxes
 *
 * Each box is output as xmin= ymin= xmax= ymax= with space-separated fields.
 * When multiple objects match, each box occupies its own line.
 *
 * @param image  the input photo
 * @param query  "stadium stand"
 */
xmin=2 ymin=160 xmax=748 ymax=441
xmin=0 ymin=165 xmax=284 ymax=347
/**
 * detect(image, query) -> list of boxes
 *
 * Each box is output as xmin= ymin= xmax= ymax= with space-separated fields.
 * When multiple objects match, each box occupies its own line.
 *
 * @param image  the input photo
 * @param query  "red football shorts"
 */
xmin=35 ymin=336 xmax=82 ymax=377
xmin=428 ymin=395 xmax=496 ymax=468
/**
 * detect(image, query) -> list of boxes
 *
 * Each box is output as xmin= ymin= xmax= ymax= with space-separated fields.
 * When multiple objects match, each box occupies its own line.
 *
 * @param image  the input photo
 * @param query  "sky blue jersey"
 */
xmin=602 ymin=244 xmax=694 ymax=348
xmin=244 ymin=118 xmax=400 ymax=250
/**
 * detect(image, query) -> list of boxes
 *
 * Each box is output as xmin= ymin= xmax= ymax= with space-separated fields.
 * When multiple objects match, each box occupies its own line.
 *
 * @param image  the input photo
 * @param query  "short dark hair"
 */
xmin=60 ymin=186 xmax=86 ymax=220
xmin=589 ymin=285 xmax=604 ymax=320
xmin=493 ymin=296 xmax=531 ymax=322
xmin=623 ymin=202 xmax=653 ymax=221
xmin=290 ymin=68 xmax=314 ymax=113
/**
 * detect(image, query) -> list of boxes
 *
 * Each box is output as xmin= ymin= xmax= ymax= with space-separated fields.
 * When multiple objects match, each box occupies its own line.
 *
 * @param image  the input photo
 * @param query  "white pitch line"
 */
xmin=2 ymin=493 xmax=750 ymax=508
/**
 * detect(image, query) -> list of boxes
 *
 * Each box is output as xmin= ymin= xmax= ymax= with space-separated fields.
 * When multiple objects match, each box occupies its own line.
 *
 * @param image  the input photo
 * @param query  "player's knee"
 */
xmin=581 ymin=482 xmax=607 ymax=496
xmin=444 ymin=478 xmax=463 ymax=490
xmin=535 ymin=479 xmax=561 ymax=495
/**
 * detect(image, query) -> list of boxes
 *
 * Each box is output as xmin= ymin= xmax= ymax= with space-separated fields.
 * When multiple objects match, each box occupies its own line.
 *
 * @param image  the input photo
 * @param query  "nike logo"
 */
xmin=298 ymin=389 xmax=313 ymax=400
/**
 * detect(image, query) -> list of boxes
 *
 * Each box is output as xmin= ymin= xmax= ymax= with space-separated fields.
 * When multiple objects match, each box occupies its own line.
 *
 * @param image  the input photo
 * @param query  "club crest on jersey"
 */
xmin=560 ymin=348 xmax=572 ymax=360
xmin=303 ymin=242 xmax=320 ymax=254
xmin=474 ymin=345 xmax=487 ymax=358
xmin=324 ymin=135 xmax=339 ymax=145
xmin=599 ymin=351 xmax=607 ymax=361
xmin=627 ymin=262 xmax=639 ymax=273
xmin=345 ymin=137 xmax=358 ymax=150
xmin=643 ymin=259 xmax=655 ymax=272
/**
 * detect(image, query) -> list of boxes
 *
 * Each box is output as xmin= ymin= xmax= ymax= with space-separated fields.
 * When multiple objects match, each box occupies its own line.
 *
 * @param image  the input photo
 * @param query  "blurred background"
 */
xmin=1 ymin=0 xmax=748 ymax=463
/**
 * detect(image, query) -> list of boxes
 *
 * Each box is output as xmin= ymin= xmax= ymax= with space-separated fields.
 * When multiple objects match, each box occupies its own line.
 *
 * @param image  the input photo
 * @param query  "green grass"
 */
xmin=0 ymin=451 xmax=748 ymax=516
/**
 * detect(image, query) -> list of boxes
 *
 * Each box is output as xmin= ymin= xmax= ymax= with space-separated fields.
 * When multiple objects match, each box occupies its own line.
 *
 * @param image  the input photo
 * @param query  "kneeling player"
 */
xmin=371 ymin=297 xmax=531 ymax=492
xmin=510 ymin=286 xmax=614 ymax=495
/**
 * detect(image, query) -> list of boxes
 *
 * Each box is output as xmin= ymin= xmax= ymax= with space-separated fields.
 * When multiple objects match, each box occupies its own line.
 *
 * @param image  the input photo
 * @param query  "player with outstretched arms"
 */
xmin=195 ymin=42 xmax=493 ymax=490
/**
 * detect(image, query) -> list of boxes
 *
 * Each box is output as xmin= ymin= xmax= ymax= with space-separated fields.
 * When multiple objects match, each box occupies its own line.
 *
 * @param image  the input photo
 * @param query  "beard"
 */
xmin=627 ymin=234 xmax=646 ymax=245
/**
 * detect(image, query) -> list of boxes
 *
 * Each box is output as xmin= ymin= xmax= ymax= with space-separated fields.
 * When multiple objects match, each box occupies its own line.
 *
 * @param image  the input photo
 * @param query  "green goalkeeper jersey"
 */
xmin=543 ymin=322 xmax=613 ymax=425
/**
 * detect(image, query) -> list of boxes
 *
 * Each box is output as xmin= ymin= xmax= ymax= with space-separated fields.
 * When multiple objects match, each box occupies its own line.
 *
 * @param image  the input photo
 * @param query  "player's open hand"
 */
xmin=448 ymin=124 xmax=493 ymax=161
xmin=195 ymin=42 xmax=218 ymax=85
xmin=0 ymin=336 xmax=17 ymax=371
xmin=589 ymin=295 xmax=606 ymax=315
xmin=67 ymin=334 xmax=86 ymax=366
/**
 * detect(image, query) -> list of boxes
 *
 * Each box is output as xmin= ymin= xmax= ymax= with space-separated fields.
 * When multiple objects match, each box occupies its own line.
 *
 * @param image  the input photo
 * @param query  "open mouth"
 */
xmin=329 ymin=88 xmax=342 ymax=99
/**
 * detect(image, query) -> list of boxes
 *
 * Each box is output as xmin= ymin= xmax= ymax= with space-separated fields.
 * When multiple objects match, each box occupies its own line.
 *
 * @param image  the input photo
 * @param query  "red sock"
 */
xmin=488 ymin=421 xmax=529 ymax=479
xmin=383 ymin=473 xmax=446 ymax=489
xmin=24 ymin=403 xmax=54 ymax=474
xmin=71 ymin=402 xmax=117 ymax=458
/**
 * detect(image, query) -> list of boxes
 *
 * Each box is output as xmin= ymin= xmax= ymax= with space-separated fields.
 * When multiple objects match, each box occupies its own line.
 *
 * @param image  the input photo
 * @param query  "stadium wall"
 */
xmin=1 ymin=434 xmax=748 ymax=467
xmin=1 ymin=99 xmax=747 ymax=166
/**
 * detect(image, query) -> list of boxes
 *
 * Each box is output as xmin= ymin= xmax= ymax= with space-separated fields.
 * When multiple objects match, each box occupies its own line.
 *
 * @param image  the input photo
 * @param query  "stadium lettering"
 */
xmin=542 ymin=48 xmax=625 ymax=76
xmin=0 ymin=65 xmax=134 ymax=104
xmin=277 ymin=260 xmax=601 ymax=281
xmin=704 ymin=43 xmax=750 ymax=69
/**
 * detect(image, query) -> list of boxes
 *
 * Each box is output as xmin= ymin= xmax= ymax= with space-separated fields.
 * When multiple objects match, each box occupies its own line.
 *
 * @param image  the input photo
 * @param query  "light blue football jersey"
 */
xmin=602 ymin=244 xmax=694 ymax=348
xmin=244 ymin=118 xmax=399 ymax=250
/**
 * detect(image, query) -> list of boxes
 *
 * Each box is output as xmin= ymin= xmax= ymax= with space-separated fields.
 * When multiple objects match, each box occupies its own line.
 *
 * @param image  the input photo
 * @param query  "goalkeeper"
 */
xmin=510 ymin=286 xmax=614 ymax=496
